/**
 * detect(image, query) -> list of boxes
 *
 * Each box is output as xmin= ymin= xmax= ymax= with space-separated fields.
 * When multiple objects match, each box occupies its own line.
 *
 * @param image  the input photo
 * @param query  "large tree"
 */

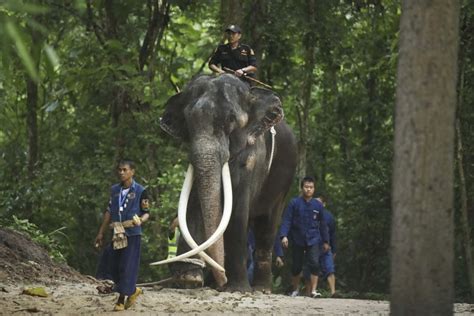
xmin=390 ymin=1 xmax=461 ymax=315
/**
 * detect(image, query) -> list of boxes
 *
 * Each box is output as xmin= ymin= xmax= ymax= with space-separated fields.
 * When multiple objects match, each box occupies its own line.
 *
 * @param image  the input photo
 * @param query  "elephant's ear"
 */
xmin=160 ymin=92 xmax=189 ymax=141
xmin=246 ymin=87 xmax=284 ymax=142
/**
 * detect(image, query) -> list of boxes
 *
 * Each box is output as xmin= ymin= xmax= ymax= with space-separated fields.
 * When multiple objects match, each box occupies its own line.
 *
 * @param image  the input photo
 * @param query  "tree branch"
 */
xmin=86 ymin=0 xmax=106 ymax=48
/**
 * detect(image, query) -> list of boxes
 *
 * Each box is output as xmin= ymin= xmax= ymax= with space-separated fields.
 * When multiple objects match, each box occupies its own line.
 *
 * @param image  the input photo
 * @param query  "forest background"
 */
xmin=0 ymin=0 xmax=472 ymax=302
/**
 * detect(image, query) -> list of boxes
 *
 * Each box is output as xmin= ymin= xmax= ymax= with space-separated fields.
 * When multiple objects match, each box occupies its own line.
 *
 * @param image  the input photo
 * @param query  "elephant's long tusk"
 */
xmin=150 ymin=163 xmax=233 ymax=269
xmin=176 ymin=164 xmax=227 ymax=272
xmin=177 ymin=164 xmax=224 ymax=271
xmin=151 ymin=164 xmax=217 ymax=267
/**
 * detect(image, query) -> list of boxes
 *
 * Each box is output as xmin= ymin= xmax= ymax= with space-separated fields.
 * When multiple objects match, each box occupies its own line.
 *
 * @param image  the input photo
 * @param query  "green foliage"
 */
xmin=3 ymin=215 xmax=67 ymax=263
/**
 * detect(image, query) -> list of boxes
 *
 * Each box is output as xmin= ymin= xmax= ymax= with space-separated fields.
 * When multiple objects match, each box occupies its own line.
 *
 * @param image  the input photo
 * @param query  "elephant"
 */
xmin=154 ymin=74 xmax=297 ymax=292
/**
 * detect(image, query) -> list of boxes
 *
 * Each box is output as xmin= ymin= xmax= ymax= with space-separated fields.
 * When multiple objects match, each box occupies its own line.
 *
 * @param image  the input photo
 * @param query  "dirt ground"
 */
xmin=2 ymin=281 xmax=474 ymax=315
xmin=1 ymin=228 xmax=473 ymax=315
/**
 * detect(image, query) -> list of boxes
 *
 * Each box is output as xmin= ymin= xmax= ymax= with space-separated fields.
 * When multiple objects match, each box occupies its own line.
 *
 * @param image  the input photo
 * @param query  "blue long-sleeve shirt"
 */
xmin=273 ymin=234 xmax=284 ymax=257
xmin=247 ymin=229 xmax=256 ymax=254
xmin=279 ymin=197 xmax=329 ymax=247
xmin=321 ymin=209 xmax=336 ymax=253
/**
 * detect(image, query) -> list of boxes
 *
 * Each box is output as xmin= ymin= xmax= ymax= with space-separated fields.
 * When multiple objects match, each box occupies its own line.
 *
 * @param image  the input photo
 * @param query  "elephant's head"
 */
xmin=157 ymin=74 xmax=283 ymax=285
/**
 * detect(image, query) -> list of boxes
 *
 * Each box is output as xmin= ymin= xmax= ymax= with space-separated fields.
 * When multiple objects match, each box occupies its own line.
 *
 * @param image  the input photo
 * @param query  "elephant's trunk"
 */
xmin=191 ymin=144 xmax=227 ymax=287
xmin=149 ymin=163 xmax=232 ymax=271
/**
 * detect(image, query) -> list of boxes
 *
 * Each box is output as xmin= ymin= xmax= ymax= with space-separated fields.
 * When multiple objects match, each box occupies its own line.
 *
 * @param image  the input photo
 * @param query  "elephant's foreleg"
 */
xmin=223 ymin=189 xmax=252 ymax=292
xmin=252 ymin=210 xmax=282 ymax=293
xmin=253 ymin=248 xmax=273 ymax=292
xmin=224 ymin=227 xmax=251 ymax=292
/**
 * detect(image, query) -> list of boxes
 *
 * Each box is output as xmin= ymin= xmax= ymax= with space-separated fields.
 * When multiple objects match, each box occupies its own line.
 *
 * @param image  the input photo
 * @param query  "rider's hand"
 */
xmin=235 ymin=69 xmax=246 ymax=77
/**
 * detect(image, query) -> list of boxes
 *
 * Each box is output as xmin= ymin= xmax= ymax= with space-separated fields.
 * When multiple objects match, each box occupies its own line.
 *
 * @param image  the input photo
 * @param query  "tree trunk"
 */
xmin=363 ymin=7 xmax=384 ymax=161
xmin=390 ymin=1 xmax=460 ymax=315
xmin=244 ymin=0 xmax=266 ymax=77
xmin=296 ymin=0 xmax=317 ymax=180
xmin=455 ymin=52 xmax=474 ymax=303
xmin=139 ymin=0 xmax=170 ymax=73
xmin=456 ymin=116 xmax=474 ymax=303
xmin=362 ymin=73 xmax=375 ymax=161
xmin=25 ymin=75 xmax=38 ymax=220
xmin=220 ymin=0 xmax=244 ymax=28
xmin=24 ymin=18 xmax=43 ymax=219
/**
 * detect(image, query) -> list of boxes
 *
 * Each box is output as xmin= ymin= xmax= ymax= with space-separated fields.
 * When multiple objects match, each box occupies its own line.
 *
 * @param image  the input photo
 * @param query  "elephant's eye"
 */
xmin=225 ymin=113 xmax=237 ymax=133
xmin=227 ymin=113 xmax=236 ymax=124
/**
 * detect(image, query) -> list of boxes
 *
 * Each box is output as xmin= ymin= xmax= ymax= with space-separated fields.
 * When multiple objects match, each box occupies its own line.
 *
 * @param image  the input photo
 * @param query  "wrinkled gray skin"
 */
xmin=160 ymin=74 xmax=297 ymax=292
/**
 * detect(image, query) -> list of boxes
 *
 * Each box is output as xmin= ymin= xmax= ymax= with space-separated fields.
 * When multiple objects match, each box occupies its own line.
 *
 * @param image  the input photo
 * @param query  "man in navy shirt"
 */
xmin=209 ymin=24 xmax=257 ymax=80
xmin=95 ymin=160 xmax=150 ymax=311
xmin=279 ymin=176 xmax=329 ymax=298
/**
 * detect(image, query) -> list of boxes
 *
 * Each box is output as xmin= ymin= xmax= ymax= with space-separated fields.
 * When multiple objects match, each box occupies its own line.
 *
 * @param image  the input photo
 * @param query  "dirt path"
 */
xmin=1 ymin=281 xmax=473 ymax=315
xmin=1 ymin=228 xmax=473 ymax=315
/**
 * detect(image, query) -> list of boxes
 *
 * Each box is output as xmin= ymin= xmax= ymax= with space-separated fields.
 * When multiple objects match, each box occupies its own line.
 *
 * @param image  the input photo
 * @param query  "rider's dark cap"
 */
xmin=225 ymin=25 xmax=241 ymax=33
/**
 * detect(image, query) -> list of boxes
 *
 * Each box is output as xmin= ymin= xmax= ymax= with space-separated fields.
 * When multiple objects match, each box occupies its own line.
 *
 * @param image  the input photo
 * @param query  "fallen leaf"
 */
xmin=22 ymin=287 xmax=49 ymax=297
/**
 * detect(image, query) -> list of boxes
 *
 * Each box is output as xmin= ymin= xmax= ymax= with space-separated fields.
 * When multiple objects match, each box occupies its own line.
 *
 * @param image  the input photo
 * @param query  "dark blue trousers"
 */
xmin=111 ymin=235 xmax=141 ymax=296
xmin=291 ymin=243 xmax=321 ymax=276
xmin=96 ymin=243 xmax=114 ymax=280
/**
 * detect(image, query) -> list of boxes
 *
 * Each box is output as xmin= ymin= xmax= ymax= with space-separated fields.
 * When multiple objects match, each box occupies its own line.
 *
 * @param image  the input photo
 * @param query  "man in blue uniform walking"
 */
xmin=316 ymin=195 xmax=338 ymax=297
xmin=279 ymin=176 xmax=329 ymax=298
xmin=95 ymin=159 xmax=150 ymax=311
